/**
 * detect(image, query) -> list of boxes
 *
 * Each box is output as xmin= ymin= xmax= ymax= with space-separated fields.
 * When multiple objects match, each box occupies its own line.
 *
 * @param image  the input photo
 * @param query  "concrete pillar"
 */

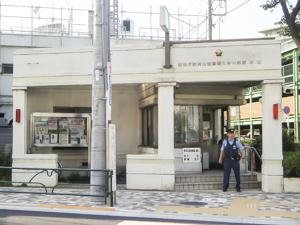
xmin=12 ymin=87 xmax=28 ymax=157
xmin=157 ymin=82 xmax=176 ymax=158
xmin=261 ymin=80 xmax=283 ymax=193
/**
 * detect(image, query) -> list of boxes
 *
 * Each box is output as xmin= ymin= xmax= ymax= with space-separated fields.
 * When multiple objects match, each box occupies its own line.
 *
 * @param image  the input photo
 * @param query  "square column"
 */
xmin=261 ymin=80 xmax=283 ymax=193
xmin=126 ymin=82 xmax=176 ymax=190
xmin=12 ymin=87 xmax=58 ymax=187
xmin=12 ymin=87 xmax=28 ymax=157
xmin=157 ymin=82 xmax=176 ymax=158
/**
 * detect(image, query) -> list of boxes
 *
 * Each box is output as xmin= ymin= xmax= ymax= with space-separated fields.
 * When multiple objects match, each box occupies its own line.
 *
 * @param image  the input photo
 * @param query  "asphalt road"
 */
xmin=0 ymin=209 xmax=250 ymax=225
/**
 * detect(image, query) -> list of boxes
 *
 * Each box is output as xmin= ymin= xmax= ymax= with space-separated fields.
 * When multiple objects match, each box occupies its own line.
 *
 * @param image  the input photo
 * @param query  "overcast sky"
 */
xmin=2 ymin=0 xmax=286 ymax=39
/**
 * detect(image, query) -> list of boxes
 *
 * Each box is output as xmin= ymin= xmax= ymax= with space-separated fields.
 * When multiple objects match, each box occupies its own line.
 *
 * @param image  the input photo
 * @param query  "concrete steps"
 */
xmin=175 ymin=172 xmax=261 ymax=191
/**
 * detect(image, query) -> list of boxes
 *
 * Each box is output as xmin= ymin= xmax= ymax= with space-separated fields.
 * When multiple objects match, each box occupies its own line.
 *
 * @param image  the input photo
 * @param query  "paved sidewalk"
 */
xmin=0 ymin=187 xmax=299 ymax=225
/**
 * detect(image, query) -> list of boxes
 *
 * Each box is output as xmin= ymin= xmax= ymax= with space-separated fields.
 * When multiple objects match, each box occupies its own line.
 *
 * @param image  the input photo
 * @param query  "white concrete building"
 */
xmin=12 ymin=38 xmax=284 ymax=193
xmin=0 ymin=33 xmax=92 ymax=126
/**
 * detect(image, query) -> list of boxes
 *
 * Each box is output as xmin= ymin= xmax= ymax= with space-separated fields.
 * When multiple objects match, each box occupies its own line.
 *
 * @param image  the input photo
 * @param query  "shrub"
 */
xmin=282 ymin=130 xmax=296 ymax=152
xmin=66 ymin=172 xmax=81 ymax=182
xmin=0 ymin=152 xmax=12 ymax=181
xmin=0 ymin=152 xmax=12 ymax=166
xmin=283 ymin=150 xmax=300 ymax=177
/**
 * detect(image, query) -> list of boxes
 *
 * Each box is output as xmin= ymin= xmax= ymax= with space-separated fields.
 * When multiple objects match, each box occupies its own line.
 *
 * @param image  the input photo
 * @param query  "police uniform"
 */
xmin=220 ymin=135 xmax=244 ymax=192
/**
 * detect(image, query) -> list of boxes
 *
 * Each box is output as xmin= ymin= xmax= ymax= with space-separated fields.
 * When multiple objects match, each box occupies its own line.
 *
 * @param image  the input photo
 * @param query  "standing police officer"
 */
xmin=218 ymin=128 xmax=244 ymax=192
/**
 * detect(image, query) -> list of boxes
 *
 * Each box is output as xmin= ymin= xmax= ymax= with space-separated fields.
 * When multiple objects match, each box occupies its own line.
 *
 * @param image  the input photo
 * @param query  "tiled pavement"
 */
xmin=0 ymin=187 xmax=299 ymax=224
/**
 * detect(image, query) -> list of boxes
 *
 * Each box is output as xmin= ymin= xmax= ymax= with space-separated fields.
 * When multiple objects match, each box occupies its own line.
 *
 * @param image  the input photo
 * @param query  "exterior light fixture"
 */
xmin=215 ymin=49 xmax=223 ymax=57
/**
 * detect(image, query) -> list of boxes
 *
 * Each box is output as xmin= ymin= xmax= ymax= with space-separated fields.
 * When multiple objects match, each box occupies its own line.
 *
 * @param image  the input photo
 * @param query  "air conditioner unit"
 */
xmin=283 ymin=86 xmax=294 ymax=94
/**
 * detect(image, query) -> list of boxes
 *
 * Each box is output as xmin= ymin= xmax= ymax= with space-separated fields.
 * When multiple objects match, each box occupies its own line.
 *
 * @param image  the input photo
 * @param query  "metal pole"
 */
xmin=188 ymin=17 xmax=191 ymax=40
xmin=150 ymin=5 xmax=152 ymax=39
xmin=208 ymin=0 xmax=212 ymax=40
xmin=293 ymin=49 xmax=299 ymax=142
xmin=238 ymin=106 xmax=241 ymax=138
xmin=164 ymin=32 xmax=171 ymax=69
xmin=91 ymin=0 xmax=110 ymax=194
xmin=60 ymin=7 xmax=63 ymax=47
xmin=287 ymin=115 xmax=290 ymax=135
xmin=249 ymin=87 xmax=253 ymax=139
xmin=177 ymin=7 xmax=180 ymax=39
xmin=31 ymin=4 xmax=33 ymax=38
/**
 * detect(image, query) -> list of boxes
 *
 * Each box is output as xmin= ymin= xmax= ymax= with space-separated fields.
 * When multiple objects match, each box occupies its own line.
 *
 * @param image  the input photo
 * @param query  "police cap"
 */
xmin=227 ymin=128 xmax=235 ymax=133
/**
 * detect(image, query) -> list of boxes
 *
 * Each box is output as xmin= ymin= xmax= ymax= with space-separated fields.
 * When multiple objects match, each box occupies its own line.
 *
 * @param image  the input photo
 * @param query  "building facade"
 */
xmin=229 ymin=35 xmax=300 ymax=142
xmin=12 ymin=38 xmax=284 ymax=193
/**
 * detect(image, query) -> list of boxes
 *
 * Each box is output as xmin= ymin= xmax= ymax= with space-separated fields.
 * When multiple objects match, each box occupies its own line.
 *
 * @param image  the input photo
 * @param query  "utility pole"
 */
xmin=208 ymin=0 xmax=212 ymax=40
xmin=90 ymin=0 xmax=110 ymax=194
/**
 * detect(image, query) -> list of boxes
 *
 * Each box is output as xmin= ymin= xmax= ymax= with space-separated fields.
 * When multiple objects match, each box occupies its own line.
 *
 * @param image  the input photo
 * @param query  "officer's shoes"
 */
xmin=222 ymin=188 xmax=227 ymax=192
xmin=236 ymin=188 xmax=241 ymax=192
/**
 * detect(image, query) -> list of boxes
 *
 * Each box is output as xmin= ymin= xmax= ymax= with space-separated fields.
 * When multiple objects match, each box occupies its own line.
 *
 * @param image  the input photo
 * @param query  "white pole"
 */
xmin=208 ymin=0 xmax=212 ymax=40
xmin=90 ymin=0 xmax=110 ymax=194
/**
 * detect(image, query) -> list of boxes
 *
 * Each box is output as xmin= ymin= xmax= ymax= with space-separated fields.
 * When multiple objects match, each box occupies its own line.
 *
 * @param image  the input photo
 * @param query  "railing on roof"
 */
xmin=0 ymin=3 xmax=208 ymax=41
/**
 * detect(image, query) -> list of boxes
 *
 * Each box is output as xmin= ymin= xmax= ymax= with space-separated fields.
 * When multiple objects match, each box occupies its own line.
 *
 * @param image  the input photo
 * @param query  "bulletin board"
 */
xmin=31 ymin=113 xmax=91 ymax=147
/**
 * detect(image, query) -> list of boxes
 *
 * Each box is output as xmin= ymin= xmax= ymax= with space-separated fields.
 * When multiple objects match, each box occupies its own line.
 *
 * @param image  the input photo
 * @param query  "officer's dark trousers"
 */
xmin=223 ymin=159 xmax=240 ymax=190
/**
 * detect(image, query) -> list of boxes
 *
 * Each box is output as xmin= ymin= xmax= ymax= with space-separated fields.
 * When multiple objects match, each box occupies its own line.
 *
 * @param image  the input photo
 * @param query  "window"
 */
xmin=53 ymin=107 xmax=91 ymax=113
xmin=142 ymin=106 xmax=158 ymax=147
xmin=2 ymin=64 xmax=13 ymax=74
xmin=174 ymin=106 xmax=199 ymax=145
xmin=123 ymin=20 xmax=131 ymax=32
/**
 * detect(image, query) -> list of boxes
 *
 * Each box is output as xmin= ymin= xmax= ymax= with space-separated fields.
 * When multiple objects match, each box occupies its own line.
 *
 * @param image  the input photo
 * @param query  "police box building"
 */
xmin=11 ymin=37 xmax=284 ymax=193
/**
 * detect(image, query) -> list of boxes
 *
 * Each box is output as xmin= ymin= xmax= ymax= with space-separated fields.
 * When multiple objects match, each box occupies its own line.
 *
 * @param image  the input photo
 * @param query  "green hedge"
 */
xmin=0 ymin=152 xmax=12 ymax=181
xmin=283 ymin=150 xmax=300 ymax=177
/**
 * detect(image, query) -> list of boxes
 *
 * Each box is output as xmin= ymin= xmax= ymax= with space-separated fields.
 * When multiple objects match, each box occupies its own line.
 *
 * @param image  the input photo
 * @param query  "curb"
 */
xmin=0 ymin=204 xmax=299 ymax=225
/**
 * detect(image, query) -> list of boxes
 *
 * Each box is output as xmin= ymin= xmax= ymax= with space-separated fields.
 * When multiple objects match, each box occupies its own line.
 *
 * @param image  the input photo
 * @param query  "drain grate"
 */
xmin=180 ymin=201 xmax=207 ymax=206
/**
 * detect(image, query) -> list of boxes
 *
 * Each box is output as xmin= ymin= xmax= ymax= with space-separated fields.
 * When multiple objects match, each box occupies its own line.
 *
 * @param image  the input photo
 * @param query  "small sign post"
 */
xmin=283 ymin=106 xmax=290 ymax=134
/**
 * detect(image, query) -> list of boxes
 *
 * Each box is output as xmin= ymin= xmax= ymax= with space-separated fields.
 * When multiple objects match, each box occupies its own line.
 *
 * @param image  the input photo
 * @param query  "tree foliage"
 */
xmin=262 ymin=0 xmax=300 ymax=49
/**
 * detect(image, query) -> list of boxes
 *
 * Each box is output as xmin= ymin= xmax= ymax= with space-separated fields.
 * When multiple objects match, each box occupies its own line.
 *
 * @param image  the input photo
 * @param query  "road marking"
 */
xmin=36 ymin=204 xmax=115 ymax=211
xmin=157 ymin=198 xmax=300 ymax=219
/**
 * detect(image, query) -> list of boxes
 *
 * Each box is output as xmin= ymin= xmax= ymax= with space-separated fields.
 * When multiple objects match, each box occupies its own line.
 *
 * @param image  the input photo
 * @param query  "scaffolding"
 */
xmin=0 ymin=2 xmax=213 ymax=41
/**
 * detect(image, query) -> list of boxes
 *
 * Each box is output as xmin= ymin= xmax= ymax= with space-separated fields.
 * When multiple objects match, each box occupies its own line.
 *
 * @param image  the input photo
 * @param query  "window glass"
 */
xmin=2 ymin=64 xmax=13 ymax=74
xmin=142 ymin=106 xmax=158 ymax=146
xmin=174 ymin=106 xmax=199 ymax=144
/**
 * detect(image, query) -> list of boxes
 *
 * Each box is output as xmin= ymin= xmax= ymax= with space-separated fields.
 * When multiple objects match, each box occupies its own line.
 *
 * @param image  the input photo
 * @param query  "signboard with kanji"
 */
xmin=183 ymin=148 xmax=201 ymax=163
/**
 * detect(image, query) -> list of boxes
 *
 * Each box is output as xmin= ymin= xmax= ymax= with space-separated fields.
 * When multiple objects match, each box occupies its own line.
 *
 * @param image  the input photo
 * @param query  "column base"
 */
xmin=261 ymin=174 xmax=283 ymax=193
xmin=261 ymin=159 xmax=283 ymax=193
xmin=126 ymin=155 xmax=175 ymax=190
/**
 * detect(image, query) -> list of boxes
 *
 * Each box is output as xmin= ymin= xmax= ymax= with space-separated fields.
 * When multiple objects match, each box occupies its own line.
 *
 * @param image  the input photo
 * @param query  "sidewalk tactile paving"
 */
xmin=0 ymin=187 xmax=299 ymax=223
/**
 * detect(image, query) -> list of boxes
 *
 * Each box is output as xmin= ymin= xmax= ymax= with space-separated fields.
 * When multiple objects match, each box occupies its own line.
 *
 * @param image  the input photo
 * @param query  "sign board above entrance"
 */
xmin=160 ymin=6 xmax=170 ymax=33
xmin=183 ymin=148 xmax=201 ymax=163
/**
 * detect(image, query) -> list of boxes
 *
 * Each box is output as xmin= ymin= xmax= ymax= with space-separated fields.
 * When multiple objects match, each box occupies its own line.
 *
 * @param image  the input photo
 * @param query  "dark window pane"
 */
xmin=141 ymin=106 xmax=158 ymax=147
xmin=2 ymin=64 xmax=13 ymax=74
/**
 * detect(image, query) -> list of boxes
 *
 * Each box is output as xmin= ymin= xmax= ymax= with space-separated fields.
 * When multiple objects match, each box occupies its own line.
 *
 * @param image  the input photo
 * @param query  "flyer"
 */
xmin=69 ymin=118 xmax=85 ymax=133
xmin=43 ymin=134 xmax=49 ymax=144
xmin=80 ymin=135 xmax=87 ymax=145
xmin=59 ymin=119 xmax=69 ymax=131
xmin=59 ymin=132 xmax=69 ymax=144
xmin=70 ymin=136 xmax=80 ymax=144
xmin=48 ymin=118 xmax=58 ymax=130
xmin=50 ymin=133 xmax=58 ymax=144
xmin=35 ymin=118 xmax=48 ymax=135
